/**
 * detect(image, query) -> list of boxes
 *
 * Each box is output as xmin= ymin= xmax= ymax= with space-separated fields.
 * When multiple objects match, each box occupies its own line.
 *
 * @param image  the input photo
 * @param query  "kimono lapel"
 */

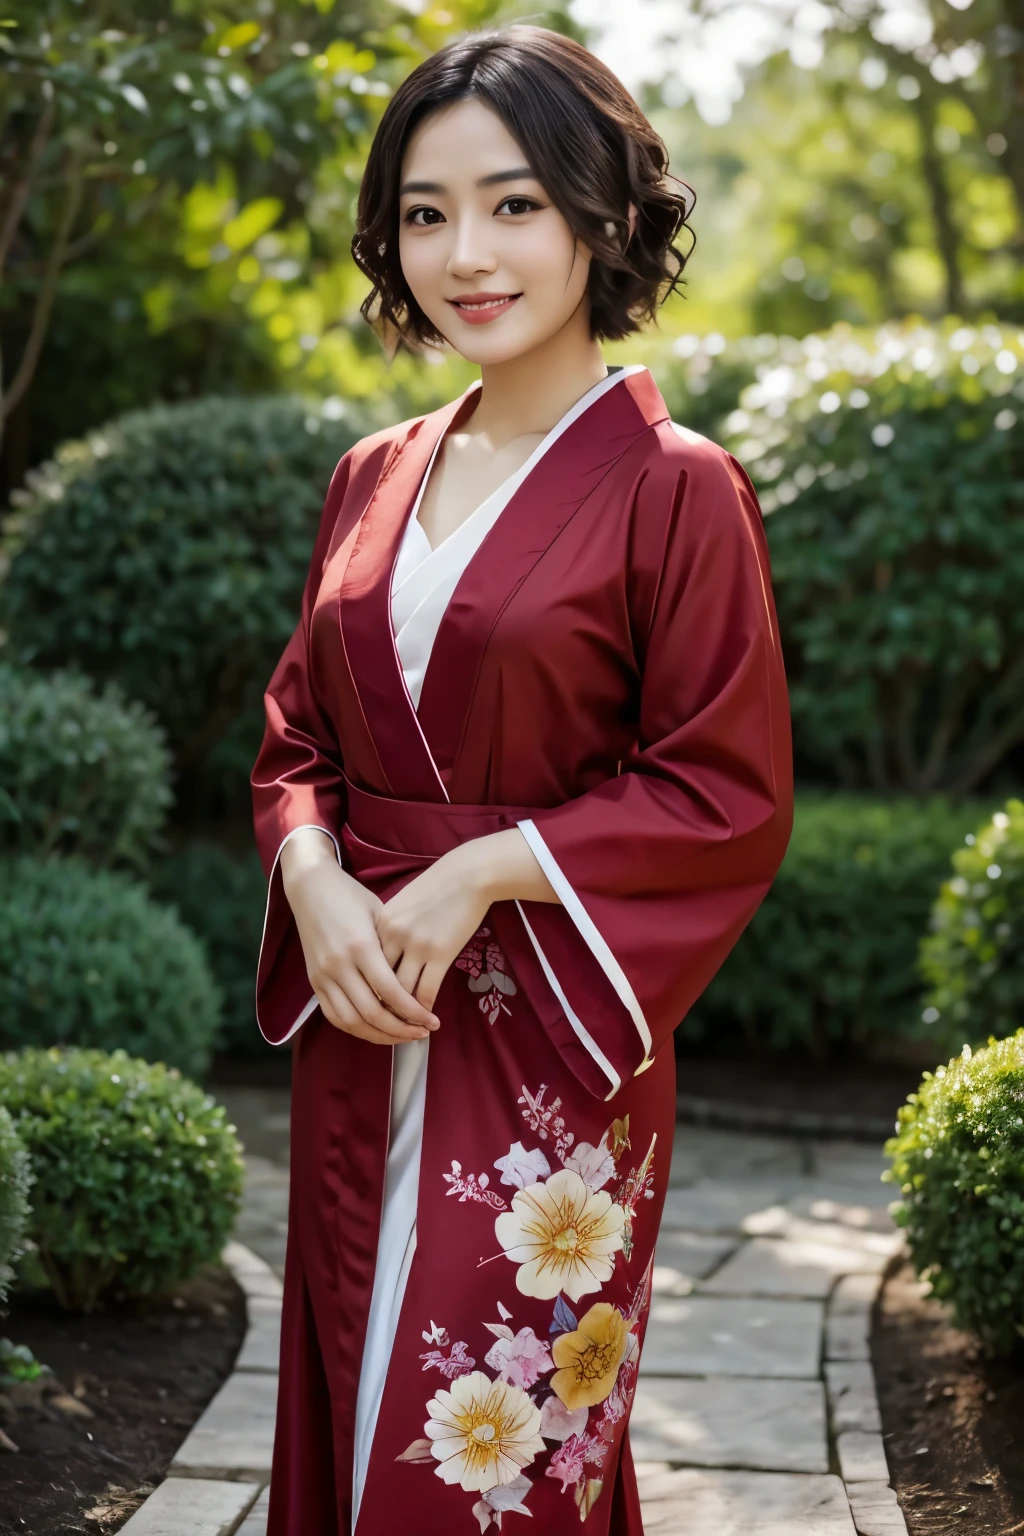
xmin=417 ymin=368 xmax=670 ymax=788
xmin=338 ymin=386 xmax=482 ymax=802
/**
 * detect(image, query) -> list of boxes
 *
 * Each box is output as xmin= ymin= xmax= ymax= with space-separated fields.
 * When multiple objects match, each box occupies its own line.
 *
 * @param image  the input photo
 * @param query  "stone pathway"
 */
xmin=122 ymin=1088 xmax=908 ymax=1535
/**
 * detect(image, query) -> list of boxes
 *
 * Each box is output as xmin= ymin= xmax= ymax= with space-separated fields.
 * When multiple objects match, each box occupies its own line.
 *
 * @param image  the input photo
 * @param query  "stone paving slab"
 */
xmin=741 ymin=1210 xmax=901 ymax=1262
xmin=836 ymin=1430 xmax=890 ymax=1484
xmin=661 ymin=1179 xmax=799 ymax=1234
xmin=787 ymin=1190 xmax=894 ymax=1233
xmin=669 ymin=1127 xmax=806 ymax=1185
xmin=234 ymin=1297 xmax=282 ymax=1374
xmin=652 ymin=1229 xmax=738 ymax=1294
xmin=171 ymin=1372 xmax=277 ymax=1480
xmin=826 ymin=1362 xmax=882 ymax=1434
xmin=846 ymin=1481 xmax=910 ymax=1536
xmin=223 ymin=1242 xmax=283 ymax=1302
xmin=629 ymin=1377 xmax=829 ymax=1472
xmin=235 ymin=1487 xmax=271 ymax=1536
xmin=634 ymin=1465 xmax=857 ymax=1534
xmin=641 ymin=1295 xmax=824 ymax=1378
xmin=702 ymin=1235 xmax=881 ymax=1299
xmin=117 ymin=1477 xmax=260 ymax=1536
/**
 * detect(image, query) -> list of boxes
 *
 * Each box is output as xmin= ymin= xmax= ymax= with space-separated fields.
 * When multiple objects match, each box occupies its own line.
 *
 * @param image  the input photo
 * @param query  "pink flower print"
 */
xmin=539 ymin=1396 xmax=589 ymax=1443
xmin=483 ymin=1325 xmax=553 ymax=1390
xmin=456 ymin=925 xmax=517 ymax=1024
xmin=494 ymin=1141 xmax=551 ymax=1190
xmin=564 ymin=1140 xmax=616 ymax=1192
xmin=545 ymin=1432 xmax=588 ymax=1493
xmin=419 ymin=1338 xmax=476 ymax=1379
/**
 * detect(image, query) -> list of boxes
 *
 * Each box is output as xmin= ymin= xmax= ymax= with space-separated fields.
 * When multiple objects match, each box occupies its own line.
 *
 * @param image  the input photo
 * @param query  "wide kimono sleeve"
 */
xmin=250 ymin=452 xmax=354 ymax=1045
xmin=514 ymin=435 xmax=793 ymax=1095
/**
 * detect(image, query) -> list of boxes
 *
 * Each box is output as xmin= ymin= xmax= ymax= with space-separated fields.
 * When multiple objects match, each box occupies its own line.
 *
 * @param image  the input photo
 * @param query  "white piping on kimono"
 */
xmin=515 ymin=902 xmax=621 ymax=1103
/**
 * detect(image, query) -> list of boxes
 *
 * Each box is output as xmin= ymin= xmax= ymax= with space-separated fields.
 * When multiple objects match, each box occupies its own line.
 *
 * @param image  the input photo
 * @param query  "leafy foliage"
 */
xmin=0 ymin=1106 xmax=32 ymax=1310
xmin=0 ymin=664 xmax=171 ymax=866
xmin=885 ymin=1031 xmax=1024 ymax=1355
xmin=0 ymin=856 xmax=220 ymax=1078
xmin=919 ymin=799 xmax=1024 ymax=1053
xmin=705 ymin=319 xmax=1022 ymax=793
xmin=149 ymin=842 xmax=269 ymax=1057
xmin=0 ymin=1047 xmax=243 ymax=1312
xmin=1 ymin=393 xmax=368 ymax=817
xmin=688 ymin=793 xmax=986 ymax=1054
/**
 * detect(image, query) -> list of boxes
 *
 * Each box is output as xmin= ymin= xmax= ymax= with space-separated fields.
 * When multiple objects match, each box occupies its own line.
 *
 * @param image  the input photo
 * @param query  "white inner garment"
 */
xmin=349 ymin=365 xmax=645 ymax=1527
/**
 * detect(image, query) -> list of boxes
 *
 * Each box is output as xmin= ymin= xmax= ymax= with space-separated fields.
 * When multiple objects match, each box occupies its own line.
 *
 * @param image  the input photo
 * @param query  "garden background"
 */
xmin=1 ymin=0 xmax=1020 ymax=1082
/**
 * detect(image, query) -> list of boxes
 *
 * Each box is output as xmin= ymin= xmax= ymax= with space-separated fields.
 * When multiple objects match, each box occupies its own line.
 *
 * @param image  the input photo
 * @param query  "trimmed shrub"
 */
xmin=0 ymin=856 xmax=220 ymax=1078
xmin=149 ymin=842 xmax=268 ymax=1057
xmin=885 ymin=1032 xmax=1024 ymax=1355
xmin=0 ymin=394 xmax=369 ymax=817
xmin=0 ymin=1048 xmax=244 ymax=1312
xmin=686 ymin=794 xmax=986 ymax=1055
xmin=0 ymin=1106 xmax=31 ymax=1308
xmin=0 ymin=664 xmax=171 ymax=867
xmin=715 ymin=319 xmax=1024 ymax=794
xmin=919 ymin=799 xmax=1024 ymax=1053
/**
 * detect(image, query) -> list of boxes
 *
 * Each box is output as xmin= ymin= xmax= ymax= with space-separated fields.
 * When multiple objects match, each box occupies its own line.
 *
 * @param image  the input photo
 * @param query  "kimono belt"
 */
xmin=341 ymin=775 xmax=531 ymax=889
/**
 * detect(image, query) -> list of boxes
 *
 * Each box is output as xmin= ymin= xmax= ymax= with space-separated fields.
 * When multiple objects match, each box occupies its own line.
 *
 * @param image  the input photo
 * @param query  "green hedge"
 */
xmin=0 ymin=1106 xmax=31 ymax=1309
xmin=0 ymin=394 xmax=369 ymax=819
xmin=149 ymin=841 xmax=268 ymax=1057
xmin=686 ymin=794 xmax=986 ymax=1054
xmin=654 ymin=320 xmax=1024 ymax=795
xmin=0 ymin=1048 xmax=243 ymax=1312
xmin=0 ymin=663 xmax=171 ymax=867
xmin=886 ymin=1031 xmax=1024 ymax=1355
xmin=919 ymin=798 xmax=1024 ymax=1053
xmin=0 ymin=856 xmax=220 ymax=1078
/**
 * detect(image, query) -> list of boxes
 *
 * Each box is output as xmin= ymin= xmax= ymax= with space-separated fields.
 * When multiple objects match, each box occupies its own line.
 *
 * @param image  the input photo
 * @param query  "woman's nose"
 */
xmin=446 ymin=214 xmax=499 ymax=278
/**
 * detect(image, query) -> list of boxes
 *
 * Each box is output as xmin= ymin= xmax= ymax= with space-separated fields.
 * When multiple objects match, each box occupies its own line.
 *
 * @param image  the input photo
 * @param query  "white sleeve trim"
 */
xmin=515 ymin=902 xmax=621 ymax=1103
xmin=517 ymin=818 xmax=654 ymax=1061
xmin=255 ymin=823 xmax=341 ymax=1046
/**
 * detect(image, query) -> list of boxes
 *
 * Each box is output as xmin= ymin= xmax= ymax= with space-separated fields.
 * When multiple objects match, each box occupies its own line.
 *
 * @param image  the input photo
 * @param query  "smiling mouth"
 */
xmin=447 ymin=294 xmax=521 ymax=314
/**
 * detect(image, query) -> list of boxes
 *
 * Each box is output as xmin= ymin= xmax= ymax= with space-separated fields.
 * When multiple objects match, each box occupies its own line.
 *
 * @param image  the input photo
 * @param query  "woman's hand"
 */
xmin=280 ymin=829 xmax=439 ymax=1044
xmin=377 ymin=828 xmax=557 ymax=1011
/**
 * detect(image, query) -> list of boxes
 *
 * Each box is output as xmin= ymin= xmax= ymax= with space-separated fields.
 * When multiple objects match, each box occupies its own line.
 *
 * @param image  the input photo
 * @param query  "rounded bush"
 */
xmin=0 ymin=1106 xmax=31 ymax=1308
xmin=149 ymin=842 xmax=268 ymax=1058
xmin=0 ymin=394 xmax=368 ymax=816
xmin=919 ymin=799 xmax=1024 ymax=1053
xmin=713 ymin=318 xmax=1024 ymax=794
xmin=0 ymin=663 xmax=171 ymax=867
xmin=687 ymin=794 xmax=985 ymax=1054
xmin=885 ymin=1031 xmax=1024 ymax=1355
xmin=0 ymin=1047 xmax=244 ymax=1312
xmin=0 ymin=856 xmax=220 ymax=1078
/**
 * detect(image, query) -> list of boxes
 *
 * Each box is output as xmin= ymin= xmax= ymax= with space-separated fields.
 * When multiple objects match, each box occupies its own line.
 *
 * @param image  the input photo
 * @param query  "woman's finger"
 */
xmin=361 ymin=947 xmax=438 ymax=1028
xmin=415 ymin=960 xmax=448 ymax=1014
xmin=394 ymin=951 xmax=424 ymax=1002
xmin=345 ymin=970 xmax=432 ymax=1040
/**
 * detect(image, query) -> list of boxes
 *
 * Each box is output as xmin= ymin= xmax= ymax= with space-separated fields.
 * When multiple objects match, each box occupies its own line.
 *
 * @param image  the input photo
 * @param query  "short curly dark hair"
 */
xmin=352 ymin=25 xmax=696 ymax=349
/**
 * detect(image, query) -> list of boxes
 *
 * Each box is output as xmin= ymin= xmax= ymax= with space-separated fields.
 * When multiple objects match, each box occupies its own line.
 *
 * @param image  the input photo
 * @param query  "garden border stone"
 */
xmin=117 ymin=1241 xmax=280 ymax=1535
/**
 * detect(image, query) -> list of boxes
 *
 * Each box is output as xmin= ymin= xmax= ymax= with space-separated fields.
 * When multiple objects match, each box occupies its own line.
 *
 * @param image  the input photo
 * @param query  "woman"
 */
xmin=251 ymin=24 xmax=792 ymax=1536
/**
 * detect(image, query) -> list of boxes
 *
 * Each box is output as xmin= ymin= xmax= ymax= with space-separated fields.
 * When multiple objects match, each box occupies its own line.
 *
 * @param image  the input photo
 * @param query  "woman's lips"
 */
xmin=446 ymin=294 xmax=521 ymax=325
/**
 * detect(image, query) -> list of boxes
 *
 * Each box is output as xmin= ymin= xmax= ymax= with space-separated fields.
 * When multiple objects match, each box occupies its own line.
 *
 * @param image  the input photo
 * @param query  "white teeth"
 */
xmin=456 ymin=297 xmax=514 ymax=311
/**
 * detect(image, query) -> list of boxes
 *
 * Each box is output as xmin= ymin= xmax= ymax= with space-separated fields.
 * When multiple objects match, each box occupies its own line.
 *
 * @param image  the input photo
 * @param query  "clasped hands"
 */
xmin=280 ymin=826 xmax=554 ymax=1045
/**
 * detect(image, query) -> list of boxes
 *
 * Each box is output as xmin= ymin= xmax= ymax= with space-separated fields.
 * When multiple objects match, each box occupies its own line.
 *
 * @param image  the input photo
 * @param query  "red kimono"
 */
xmin=251 ymin=364 xmax=793 ymax=1536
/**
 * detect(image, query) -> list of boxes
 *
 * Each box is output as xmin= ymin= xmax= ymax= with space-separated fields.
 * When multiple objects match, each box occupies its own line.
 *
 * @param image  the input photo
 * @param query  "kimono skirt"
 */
xmin=250 ymin=364 xmax=794 ymax=1536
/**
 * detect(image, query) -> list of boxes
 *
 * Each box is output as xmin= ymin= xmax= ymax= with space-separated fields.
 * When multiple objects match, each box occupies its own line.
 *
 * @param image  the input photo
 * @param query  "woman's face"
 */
xmin=397 ymin=97 xmax=593 ymax=364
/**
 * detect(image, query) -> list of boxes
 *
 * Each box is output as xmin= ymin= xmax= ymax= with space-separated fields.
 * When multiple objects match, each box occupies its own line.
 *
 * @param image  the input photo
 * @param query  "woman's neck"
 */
xmin=466 ymin=312 xmax=609 ymax=450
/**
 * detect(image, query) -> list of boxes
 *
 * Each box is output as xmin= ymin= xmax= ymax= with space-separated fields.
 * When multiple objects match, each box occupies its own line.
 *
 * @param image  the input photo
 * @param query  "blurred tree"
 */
xmin=638 ymin=0 xmax=1021 ymax=340
xmin=0 ymin=0 xmax=570 ymax=495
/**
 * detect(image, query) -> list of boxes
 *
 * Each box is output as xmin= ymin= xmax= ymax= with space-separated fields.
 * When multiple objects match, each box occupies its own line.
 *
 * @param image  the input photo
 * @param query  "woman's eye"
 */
xmin=404 ymin=206 xmax=445 ymax=227
xmin=498 ymin=196 xmax=540 ymax=216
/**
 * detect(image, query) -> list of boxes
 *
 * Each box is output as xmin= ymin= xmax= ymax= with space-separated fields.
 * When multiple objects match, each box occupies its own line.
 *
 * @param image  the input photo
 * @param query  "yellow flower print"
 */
xmin=493 ymin=1169 xmax=626 ymax=1302
xmin=550 ymin=1302 xmax=629 ymax=1411
xmin=424 ymin=1371 xmax=545 ymax=1493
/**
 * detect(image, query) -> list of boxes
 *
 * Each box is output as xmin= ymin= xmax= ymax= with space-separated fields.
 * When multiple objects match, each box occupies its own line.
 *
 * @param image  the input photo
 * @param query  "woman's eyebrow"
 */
xmin=399 ymin=166 xmax=537 ymax=195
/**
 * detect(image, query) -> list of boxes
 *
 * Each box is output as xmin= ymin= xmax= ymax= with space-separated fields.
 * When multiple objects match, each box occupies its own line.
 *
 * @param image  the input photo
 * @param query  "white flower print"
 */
xmin=425 ymin=1371 xmax=545 ymax=1493
xmin=493 ymin=1141 xmax=551 ymax=1190
xmin=563 ymin=1140 xmax=616 ymax=1192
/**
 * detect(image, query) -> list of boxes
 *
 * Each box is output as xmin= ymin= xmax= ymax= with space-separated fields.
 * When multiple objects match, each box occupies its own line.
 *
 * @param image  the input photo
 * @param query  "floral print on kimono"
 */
xmin=397 ymin=1085 xmax=656 ymax=1529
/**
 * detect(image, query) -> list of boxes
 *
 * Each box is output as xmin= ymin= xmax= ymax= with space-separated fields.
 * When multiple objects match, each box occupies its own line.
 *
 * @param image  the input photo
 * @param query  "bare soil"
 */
xmin=873 ymin=1261 xmax=1024 ymax=1536
xmin=0 ymin=1263 xmax=245 ymax=1536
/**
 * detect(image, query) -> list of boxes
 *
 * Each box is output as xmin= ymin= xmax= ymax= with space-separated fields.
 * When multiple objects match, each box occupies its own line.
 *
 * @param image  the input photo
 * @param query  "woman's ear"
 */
xmin=627 ymin=202 xmax=638 ymax=240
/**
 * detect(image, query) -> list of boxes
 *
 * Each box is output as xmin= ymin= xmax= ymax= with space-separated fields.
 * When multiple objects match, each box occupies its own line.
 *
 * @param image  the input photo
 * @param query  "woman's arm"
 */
xmin=376 ymin=827 xmax=557 ymax=1011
